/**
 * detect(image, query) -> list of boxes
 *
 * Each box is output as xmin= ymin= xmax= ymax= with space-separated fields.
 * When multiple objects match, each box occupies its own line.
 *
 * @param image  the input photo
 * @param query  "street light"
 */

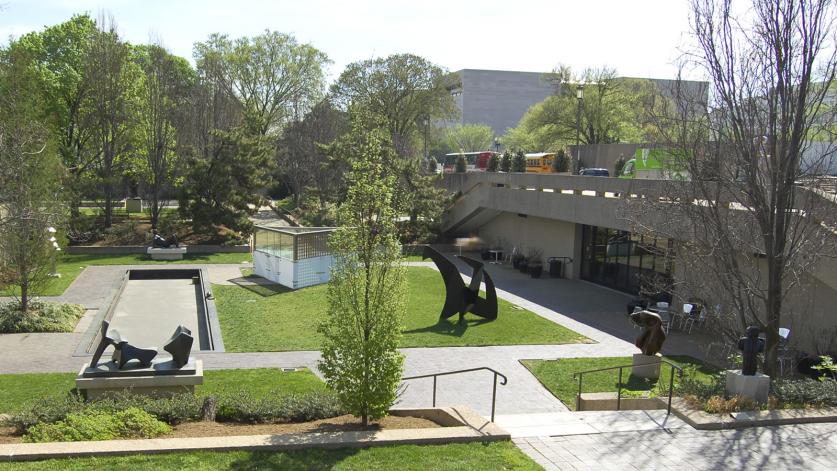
xmin=574 ymin=84 xmax=584 ymax=175
xmin=422 ymin=115 xmax=429 ymax=166
xmin=494 ymin=137 xmax=500 ymax=153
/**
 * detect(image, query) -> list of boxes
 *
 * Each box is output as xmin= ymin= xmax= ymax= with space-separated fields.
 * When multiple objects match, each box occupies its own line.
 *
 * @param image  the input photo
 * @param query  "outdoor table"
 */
xmin=488 ymin=250 xmax=502 ymax=264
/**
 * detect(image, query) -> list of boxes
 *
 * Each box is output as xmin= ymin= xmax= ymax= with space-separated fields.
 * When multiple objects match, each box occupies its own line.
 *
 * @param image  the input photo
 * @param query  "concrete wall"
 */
xmin=476 ymin=213 xmax=579 ymax=279
xmin=66 ymin=245 xmax=251 ymax=255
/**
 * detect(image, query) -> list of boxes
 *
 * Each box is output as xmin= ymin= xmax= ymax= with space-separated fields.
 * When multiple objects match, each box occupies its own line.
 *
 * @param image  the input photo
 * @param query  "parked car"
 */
xmin=579 ymin=168 xmax=610 ymax=177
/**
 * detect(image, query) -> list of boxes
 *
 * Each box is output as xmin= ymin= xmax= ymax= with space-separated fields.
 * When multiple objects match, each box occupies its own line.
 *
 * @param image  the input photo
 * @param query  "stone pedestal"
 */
xmin=632 ymin=353 xmax=662 ymax=379
xmin=725 ymin=370 xmax=770 ymax=404
xmin=147 ymin=246 xmax=187 ymax=260
xmin=76 ymin=359 xmax=203 ymax=399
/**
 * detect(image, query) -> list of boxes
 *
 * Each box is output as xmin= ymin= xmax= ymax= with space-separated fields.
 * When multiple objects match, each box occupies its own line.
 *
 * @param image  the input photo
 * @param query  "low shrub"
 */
xmin=4 ymin=393 xmax=86 ymax=434
xmin=89 ymin=391 xmax=203 ymax=425
xmin=0 ymin=301 xmax=85 ymax=333
xmin=677 ymin=371 xmax=726 ymax=401
xmin=771 ymin=378 xmax=837 ymax=408
xmin=24 ymin=407 xmax=170 ymax=443
xmin=216 ymin=390 xmax=345 ymax=424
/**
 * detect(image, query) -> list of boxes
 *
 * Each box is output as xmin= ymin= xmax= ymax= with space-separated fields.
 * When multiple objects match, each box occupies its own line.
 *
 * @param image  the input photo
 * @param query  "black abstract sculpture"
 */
xmin=152 ymin=232 xmax=179 ymax=248
xmin=89 ymin=320 xmax=158 ymax=369
xmin=630 ymin=310 xmax=666 ymax=356
xmin=422 ymin=245 xmax=498 ymax=321
xmin=163 ymin=326 xmax=194 ymax=368
xmin=738 ymin=326 xmax=765 ymax=375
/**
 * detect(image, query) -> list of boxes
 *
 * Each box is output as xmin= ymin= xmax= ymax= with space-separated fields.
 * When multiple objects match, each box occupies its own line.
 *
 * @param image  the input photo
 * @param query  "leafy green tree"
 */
xmin=134 ymin=42 xmax=196 ymax=230
xmin=331 ymin=53 xmax=457 ymax=157
xmin=86 ymin=15 xmax=141 ymax=228
xmin=0 ymin=48 xmax=66 ymax=314
xmin=445 ymin=124 xmax=493 ymax=153
xmin=487 ymin=152 xmax=499 ymax=172
xmin=455 ymin=153 xmax=467 ymax=173
xmin=511 ymin=150 xmax=526 ymax=172
xmin=500 ymin=150 xmax=512 ymax=172
xmin=194 ymin=31 xmax=329 ymax=137
xmin=318 ymin=111 xmax=406 ymax=428
xmin=503 ymin=67 xmax=659 ymax=151
xmin=7 ymin=15 xmax=99 ymax=218
xmin=551 ymin=149 xmax=569 ymax=172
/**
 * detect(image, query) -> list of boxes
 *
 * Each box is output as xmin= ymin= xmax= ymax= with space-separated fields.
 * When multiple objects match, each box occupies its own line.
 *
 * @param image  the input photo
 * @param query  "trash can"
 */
xmin=548 ymin=257 xmax=563 ymax=278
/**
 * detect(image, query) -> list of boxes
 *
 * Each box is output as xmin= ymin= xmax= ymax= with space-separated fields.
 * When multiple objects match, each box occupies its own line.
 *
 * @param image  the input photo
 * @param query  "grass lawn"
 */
xmin=522 ymin=356 xmax=720 ymax=410
xmin=0 ymin=368 xmax=322 ymax=414
xmin=1 ymin=253 xmax=252 ymax=297
xmin=215 ymin=266 xmax=588 ymax=351
xmin=0 ymin=441 xmax=539 ymax=470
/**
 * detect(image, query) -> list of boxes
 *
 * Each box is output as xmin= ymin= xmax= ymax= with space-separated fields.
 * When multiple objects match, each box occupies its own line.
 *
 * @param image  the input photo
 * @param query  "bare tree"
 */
xmin=276 ymin=100 xmax=347 ymax=207
xmin=87 ymin=14 xmax=134 ymax=228
xmin=631 ymin=0 xmax=836 ymax=375
xmin=138 ymin=39 xmax=193 ymax=230
xmin=0 ymin=52 xmax=65 ymax=314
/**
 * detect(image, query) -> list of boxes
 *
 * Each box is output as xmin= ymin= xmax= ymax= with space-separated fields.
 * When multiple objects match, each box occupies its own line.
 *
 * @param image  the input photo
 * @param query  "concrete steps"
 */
xmin=495 ymin=410 xmax=688 ymax=438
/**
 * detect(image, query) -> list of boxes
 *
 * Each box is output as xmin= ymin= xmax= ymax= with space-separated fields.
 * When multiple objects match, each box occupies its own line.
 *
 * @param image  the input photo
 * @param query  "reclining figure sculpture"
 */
xmin=422 ymin=245 xmax=498 ymax=321
xmin=152 ymin=232 xmax=179 ymax=248
xmin=89 ymin=320 xmax=158 ymax=369
xmin=630 ymin=310 xmax=666 ymax=356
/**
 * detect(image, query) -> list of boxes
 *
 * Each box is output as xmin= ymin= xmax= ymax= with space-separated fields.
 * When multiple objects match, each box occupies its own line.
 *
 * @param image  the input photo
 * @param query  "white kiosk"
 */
xmin=252 ymin=226 xmax=335 ymax=289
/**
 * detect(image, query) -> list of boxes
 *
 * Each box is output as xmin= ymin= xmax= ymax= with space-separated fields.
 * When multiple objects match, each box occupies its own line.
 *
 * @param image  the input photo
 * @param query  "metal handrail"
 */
xmin=572 ymin=359 xmax=683 ymax=415
xmin=402 ymin=367 xmax=508 ymax=422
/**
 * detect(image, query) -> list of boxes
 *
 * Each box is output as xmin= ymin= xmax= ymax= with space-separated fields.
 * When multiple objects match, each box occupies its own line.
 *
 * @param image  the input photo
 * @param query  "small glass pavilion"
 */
xmin=252 ymin=226 xmax=336 ymax=289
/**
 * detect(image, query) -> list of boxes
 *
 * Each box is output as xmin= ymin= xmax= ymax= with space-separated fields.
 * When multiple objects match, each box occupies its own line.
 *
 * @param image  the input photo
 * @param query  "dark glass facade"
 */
xmin=580 ymin=225 xmax=674 ymax=299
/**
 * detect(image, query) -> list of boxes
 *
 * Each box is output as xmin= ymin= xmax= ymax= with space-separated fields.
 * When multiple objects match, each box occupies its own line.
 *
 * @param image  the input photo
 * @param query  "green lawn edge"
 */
xmin=0 ymin=441 xmax=540 ymax=471
xmin=521 ymin=355 xmax=719 ymax=410
xmin=215 ymin=266 xmax=589 ymax=351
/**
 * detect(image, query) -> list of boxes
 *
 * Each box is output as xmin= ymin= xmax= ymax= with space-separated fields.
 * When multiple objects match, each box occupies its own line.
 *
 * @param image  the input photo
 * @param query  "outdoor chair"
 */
xmin=682 ymin=305 xmax=706 ymax=334
xmin=654 ymin=302 xmax=671 ymax=334
xmin=674 ymin=303 xmax=693 ymax=330
xmin=778 ymin=328 xmax=794 ymax=376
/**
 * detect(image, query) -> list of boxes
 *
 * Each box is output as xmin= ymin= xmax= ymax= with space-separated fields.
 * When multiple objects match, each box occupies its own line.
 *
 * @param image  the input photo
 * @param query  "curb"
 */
xmin=0 ymin=407 xmax=509 ymax=462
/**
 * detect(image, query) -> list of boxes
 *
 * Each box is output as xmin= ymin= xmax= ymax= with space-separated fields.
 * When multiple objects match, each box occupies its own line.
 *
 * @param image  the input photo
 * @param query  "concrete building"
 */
xmin=446 ymin=69 xmax=709 ymax=140
xmin=440 ymin=172 xmax=837 ymax=354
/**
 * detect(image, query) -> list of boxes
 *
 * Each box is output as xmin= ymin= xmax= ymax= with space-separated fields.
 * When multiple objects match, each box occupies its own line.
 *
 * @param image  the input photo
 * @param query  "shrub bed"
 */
xmin=24 ymin=407 xmax=170 ymax=443
xmin=3 ymin=389 xmax=347 ymax=437
xmin=0 ymin=301 xmax=85 ymax=333
xmin=679 ymin=372 xmax=837 ymax=413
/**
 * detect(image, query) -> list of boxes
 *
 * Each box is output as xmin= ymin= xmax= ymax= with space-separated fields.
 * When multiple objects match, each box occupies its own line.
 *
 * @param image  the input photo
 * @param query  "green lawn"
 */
xmin=0 ymin=441 xmax=539 ymax=470
xmin=522 ymin=356 xmax=719 ymax=410
xmin=1 ymin=253 xmax=252 ymax=297
xmin=215 ymin=266 xmax=588 ymax=351
xmin=0 ymin=368 xmax=322 ymax=413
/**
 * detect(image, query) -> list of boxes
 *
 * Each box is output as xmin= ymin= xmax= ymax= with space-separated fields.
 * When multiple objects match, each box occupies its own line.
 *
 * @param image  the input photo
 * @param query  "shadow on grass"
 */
xmin=229 ymin=276 xmax=293 ymax=297
xmin=402 ymin=315 xmax=494 ymax=338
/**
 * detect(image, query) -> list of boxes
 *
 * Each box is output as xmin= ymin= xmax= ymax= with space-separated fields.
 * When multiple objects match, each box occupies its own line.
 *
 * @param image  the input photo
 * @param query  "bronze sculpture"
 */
xmin=422 ymin=245 xmax=498 ymax=321
xmin=152 ymin=231 xmax=179 ymax=248
xmin=89 ymin=320 xmax=158 ymax=369
xmin=738 ymin=326 xmax=765 ymax=375
xmin=630 ymin=310 xmax=666 ymax=356
xmin=163 ymin=326 xmax=194 ymax=368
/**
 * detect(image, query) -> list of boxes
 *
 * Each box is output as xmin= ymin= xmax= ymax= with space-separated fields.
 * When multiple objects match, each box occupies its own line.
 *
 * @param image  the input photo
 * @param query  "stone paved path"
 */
xmin=515 ymin=422 xmax=837 ymax=470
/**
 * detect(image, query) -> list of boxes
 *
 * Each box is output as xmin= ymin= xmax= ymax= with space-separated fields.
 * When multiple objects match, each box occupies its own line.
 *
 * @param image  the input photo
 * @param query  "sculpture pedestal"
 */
xmin=725 ymin=370 xmax=770 ymax=404
xmin=76 ymin=359 xmax=203 ymax=399
xmin=632 ymin=353 xmax=662 ymax=379
xmin=147 ymin=246 xmax=187 ymax=260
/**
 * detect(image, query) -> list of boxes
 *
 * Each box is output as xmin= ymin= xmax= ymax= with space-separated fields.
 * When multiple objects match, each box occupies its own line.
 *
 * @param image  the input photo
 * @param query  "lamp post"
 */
xmin=494 ymin=137 xmax=500 ymax=153
xmin=422 ymin=115 xmax=429 ymax=166
xmin=574 ymin=84 xmax=584 ymax=175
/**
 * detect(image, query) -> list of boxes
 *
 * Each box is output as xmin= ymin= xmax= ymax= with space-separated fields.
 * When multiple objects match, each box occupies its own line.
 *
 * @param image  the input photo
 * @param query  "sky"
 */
xmin=0 ymin=0 xmax=703 ymax=82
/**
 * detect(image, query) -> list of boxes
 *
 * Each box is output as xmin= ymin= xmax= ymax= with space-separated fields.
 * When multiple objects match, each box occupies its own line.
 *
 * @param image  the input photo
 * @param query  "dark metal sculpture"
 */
xmin=630 ymin=310 xmax=666 ymax=356
xmin=738 ymin=326 xmax=765 ymax=375
xmin=152 ymin=232 xmax=179 ymax=248
xmin=422 ymin=245 xmax=498 ymax=321
xmin=89 ymin=320 xmax=158 ymax=369
xmin=163 ymin=326 xmax=194 ymax=368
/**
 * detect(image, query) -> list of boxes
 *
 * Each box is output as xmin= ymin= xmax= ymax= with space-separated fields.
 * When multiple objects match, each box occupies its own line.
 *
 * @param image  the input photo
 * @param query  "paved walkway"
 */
xmin=515 ymin=422 xmax=837 ymax=470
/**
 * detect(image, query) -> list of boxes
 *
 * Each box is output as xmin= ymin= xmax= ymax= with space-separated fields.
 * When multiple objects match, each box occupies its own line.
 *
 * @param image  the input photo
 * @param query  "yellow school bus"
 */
xmin=525 ymin=153 xmax=555 ymax=173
